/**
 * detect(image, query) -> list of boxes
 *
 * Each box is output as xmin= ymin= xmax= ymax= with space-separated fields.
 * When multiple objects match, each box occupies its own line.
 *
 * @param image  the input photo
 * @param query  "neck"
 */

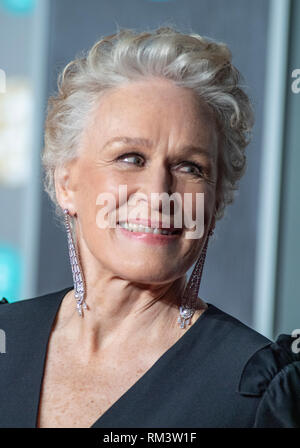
xmin=55 ymin=273 xmax=189 ymax=359
xmin=56 ymin=229 xmax=207 ymax=363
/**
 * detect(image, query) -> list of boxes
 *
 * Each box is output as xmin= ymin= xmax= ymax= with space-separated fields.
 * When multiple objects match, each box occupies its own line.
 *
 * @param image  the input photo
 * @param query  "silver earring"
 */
xmin=178 ymin=227 xmax=214 ymax=329
xmin=63 ymin=208 xmax=87 ymax=317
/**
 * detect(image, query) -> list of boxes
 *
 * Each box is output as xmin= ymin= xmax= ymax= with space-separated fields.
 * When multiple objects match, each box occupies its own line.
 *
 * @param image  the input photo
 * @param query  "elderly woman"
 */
xmin=0 ymin=27 xmax=299 ymax=429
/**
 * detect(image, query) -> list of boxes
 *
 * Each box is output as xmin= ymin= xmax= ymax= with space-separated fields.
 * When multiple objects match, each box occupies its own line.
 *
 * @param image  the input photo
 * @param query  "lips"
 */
xmin=117 ymin=218 xmax=182 ymax=232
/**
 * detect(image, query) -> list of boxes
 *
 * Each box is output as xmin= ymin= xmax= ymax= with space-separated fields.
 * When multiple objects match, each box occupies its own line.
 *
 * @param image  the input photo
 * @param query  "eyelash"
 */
xmin=116 ymin=152 xmax=204 ymax=177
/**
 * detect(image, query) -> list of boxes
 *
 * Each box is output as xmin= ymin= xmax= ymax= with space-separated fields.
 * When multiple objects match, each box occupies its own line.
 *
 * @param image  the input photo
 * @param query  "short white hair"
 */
xmin=42 ymin=26 xmax=254 ymax=228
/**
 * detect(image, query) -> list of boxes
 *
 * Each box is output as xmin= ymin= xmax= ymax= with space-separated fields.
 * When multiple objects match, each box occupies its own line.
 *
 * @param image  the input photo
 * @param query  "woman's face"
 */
xmin=58 ymin=78 xmax=219 ymax=285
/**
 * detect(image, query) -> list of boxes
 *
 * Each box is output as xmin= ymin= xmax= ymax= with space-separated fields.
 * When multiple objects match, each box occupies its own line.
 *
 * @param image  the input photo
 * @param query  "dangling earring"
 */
xmin=178 ymin=226 xmax=214 ymax=329
xmin=63 ymin=208 xmax=88 ymax=317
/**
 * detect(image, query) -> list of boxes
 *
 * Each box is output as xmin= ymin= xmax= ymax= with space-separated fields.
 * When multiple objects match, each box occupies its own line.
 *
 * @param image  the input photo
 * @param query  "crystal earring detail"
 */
xmin=178 ymin=228 xmax=213 ymax=329
xmin=64 ymin=208 xmax=88 ymax=316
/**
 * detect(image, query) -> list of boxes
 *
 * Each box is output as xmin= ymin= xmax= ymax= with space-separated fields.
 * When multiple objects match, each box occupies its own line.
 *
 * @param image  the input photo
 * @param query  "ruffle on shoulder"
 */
xmin=238 ymin=334 xmax=300 ymax=427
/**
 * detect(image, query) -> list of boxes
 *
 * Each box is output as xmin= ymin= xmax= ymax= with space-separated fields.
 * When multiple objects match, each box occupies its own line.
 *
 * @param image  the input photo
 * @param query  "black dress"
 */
xmin=0 ymin=286 xmax=299 ymax=428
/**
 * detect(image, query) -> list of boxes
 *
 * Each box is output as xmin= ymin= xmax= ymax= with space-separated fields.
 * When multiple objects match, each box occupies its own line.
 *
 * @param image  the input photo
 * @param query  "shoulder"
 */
xmin=0 ymin=286 xmax=73 ymax=326
xmin=194 ymin=303 xmax=273 ymax=388
xmin=201 ymin=305 xmax=300 ymax=427
xmin=205 ymin=302 xmax=272 ymax=354
xmin=238 ymin=333 xmax=300 ymax=427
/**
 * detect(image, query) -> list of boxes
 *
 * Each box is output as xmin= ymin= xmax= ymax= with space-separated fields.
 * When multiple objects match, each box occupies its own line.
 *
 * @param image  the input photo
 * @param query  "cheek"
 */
xmin=76 ymin=179 xmax=101 ymax=219
xmin=180 ymin=183 xmax=215 ymax=227
xmin=75 ymin=163 xmax=117 ymax=209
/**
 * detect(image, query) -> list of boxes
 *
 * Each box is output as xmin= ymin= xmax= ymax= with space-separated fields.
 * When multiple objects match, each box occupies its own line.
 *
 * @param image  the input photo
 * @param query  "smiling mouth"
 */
xmin=117 ymin=221 xmax=182 ymax=235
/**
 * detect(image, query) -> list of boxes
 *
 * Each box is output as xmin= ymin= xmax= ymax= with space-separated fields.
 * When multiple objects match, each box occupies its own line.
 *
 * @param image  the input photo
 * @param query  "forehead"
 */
xmin=85 ymin=78 xmax=219 ymax=156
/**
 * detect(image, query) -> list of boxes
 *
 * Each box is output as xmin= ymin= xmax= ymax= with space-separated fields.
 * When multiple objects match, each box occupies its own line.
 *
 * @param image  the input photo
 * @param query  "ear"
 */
xmin=54 ymin=162 xmax=77 ymax=215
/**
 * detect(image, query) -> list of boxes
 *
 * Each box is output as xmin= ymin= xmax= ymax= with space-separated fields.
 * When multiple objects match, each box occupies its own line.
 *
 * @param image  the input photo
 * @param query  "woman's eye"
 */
xmin=117 ymin=153 xmax=145 ymax=166
xmin=177 ymin=162 xmax=204 ymax=177
xmin=115 ymin=154 xmax=203 ymax=176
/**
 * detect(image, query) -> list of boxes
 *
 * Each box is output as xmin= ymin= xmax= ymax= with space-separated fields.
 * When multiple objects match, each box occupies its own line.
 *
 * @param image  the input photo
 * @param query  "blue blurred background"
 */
xmin=0 ymin=0 xmax=299 ymax=340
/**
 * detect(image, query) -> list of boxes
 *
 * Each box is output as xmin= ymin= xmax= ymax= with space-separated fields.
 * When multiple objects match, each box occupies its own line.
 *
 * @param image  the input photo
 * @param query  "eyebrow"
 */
xmin=102 ymin=136 xmax=215 ymax=160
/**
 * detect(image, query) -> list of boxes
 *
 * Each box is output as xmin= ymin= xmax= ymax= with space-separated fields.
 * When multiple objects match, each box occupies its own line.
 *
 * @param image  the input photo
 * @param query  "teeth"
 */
xmin=118 ymin=222 xmax=178 ymax=235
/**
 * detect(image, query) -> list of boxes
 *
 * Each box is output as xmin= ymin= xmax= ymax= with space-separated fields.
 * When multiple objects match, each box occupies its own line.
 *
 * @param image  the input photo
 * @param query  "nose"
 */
xmin=145 ymin=161 xmax=173 ymax=195
xmin=138 ymin=161 xmax=178 ymax=219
